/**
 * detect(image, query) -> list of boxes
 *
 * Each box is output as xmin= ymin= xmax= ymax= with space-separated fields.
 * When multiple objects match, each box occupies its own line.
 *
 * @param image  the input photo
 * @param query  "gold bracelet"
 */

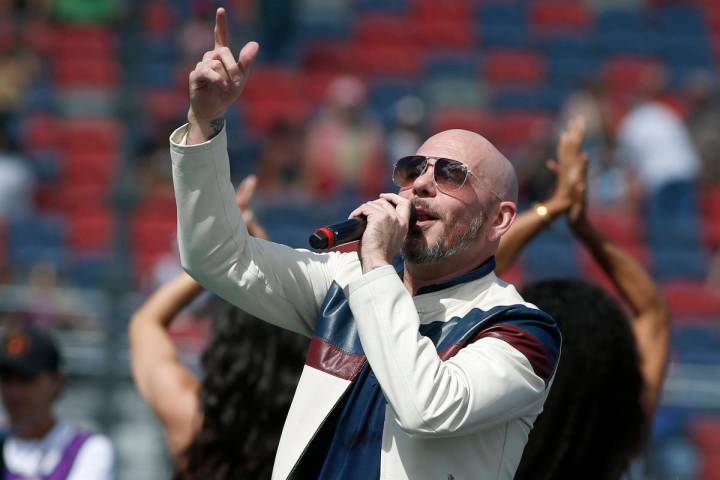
xmin=533 ymin=202 xmax=551 ymax=223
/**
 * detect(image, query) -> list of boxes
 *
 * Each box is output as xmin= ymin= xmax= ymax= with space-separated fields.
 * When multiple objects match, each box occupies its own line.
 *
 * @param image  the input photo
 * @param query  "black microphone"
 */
xmin=309 ymin=204 xmax=418 ymax=250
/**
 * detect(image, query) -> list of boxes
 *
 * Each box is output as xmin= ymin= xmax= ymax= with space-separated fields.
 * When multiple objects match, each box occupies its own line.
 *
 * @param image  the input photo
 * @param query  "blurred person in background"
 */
xmin=304 ymin=74 xmax=386 ymax=201
xmin=684 ymin=70 xmax=720 ymax=186
xmin=497 ymin=118 xmax=670 ymax=478
xmin=0 ymin=124 xmax=35 ymax=219
xmin=560 ymin=80 xmax=628 ymax=208
xmin=386 ymin=95 xmax=426 ymax=162
xmin=255 ymin=120 xmax=307 ymax=202
xmin=130 ymin=176 xmax=306 ymax=479
xmin=616 ymin=64 xmax=701 ymax=217
xmin=0 ymin=324 xmax=114 ymax=479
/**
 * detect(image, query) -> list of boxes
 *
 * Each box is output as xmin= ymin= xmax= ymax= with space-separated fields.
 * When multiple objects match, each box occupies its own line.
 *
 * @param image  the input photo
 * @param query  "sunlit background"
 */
xmin=0 ymin=0 xmax=719 ymax=478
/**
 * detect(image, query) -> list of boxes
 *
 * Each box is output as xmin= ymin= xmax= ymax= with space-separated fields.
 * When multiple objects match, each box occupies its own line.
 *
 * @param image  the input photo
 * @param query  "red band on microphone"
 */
xmin=315 ymin=227 xmax=335 ymax=248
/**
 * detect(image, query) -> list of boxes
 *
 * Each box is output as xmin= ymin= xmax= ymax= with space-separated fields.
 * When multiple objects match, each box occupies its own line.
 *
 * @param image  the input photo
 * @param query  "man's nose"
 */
xmin=412 ymin=162 xmax=436 ymax=197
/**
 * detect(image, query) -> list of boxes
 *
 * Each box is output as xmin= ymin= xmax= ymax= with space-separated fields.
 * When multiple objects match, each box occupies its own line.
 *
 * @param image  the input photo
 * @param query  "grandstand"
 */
xmin=0 ymin=0 xmax=719 ymax=477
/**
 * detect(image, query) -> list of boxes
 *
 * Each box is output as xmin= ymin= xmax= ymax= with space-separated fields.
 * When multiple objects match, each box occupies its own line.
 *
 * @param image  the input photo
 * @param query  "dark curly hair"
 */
xmin=176 ymin=301 xmax=308 ymax=480
xmin=514 ymin=279 xmax=646 ymax=480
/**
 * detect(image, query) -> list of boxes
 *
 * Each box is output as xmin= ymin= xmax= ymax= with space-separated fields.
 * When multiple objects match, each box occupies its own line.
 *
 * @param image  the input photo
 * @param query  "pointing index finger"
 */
xmin=214 ymin=7 xmax=229 ymax=48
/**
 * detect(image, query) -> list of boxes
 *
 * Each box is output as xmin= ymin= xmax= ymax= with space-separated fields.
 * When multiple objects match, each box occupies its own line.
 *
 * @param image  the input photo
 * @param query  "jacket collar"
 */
xmin=394 ymin=256 xmax=497 ymax=296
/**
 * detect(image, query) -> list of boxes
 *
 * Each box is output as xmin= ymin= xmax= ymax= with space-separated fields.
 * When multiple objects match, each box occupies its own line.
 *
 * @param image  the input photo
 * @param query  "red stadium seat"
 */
xmin=600 ymin=57 xmax=662 ymax=99
xmin=482 ymin=50 xmax=548 ymax=87
xmin=20 ymin=20 xmax=57 ymax=56
xmin=243 ymin=67 xmax=304 ymax=103
xmin=493 ymin=111 xmax=552 ymax=149
xmin=355 ymin=15 xmax=414 ymax=48
xmin=700 ymin=187 xmax=720 ymax=250
xmin=497 ymin=260 xmax=526 ymax=286
xmin=144 ymin=88 xmax=188 ymax=122
xmin=131 ymin=210 xmax=177 ymax=280
xmin=664 ymin=281 xmax=720 ymax=318
xmin=54 ymin=184 xmax=111 ymax=215
xmin=689 ymin=417 xmax=720 ymax=450
xmin=242 ymin=98 xmax=311 ymax=134
xmin=301 ymin=42 xmax=354 ymax=73
xmin=411 ymin=0 xmax=471 ymax=23
xmin=302 ymin=71 xmax=339 ymax=103
xmin=530 ymin=2 xmax=594 ymax=35
xmin=62 ymin=151 xmax=120 ymax=188
xmin=587 ymin=208 xmax=644 ymax=248
xmin=61 ymin=118 xmax=123 ymax=154
xmin=412 ymin=19 xmax=474 ymax=50
xmin=21 ymin=114 xmax=61 ymax=152
xmin=143 ymin=2 xmax=177 ymax=36
xmin=66 ymin=208 xmax=115 ymax=253
xmin=53 ymin=57 xmax=120 ymax=89
xmin=429 ymin=109 xmax=497 ymax=138
xmin=55 ymin=26 xmax=117 ymax=57
xmin=351 ymin=43 xmax=422 ymax=78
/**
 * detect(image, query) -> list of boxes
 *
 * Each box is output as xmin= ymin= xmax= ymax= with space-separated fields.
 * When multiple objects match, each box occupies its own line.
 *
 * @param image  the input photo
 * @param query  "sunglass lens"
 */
xmin=435 ymin=158 xmax=468 ymax=191
xmin=393 ymin=156 xmax=427 ymax=188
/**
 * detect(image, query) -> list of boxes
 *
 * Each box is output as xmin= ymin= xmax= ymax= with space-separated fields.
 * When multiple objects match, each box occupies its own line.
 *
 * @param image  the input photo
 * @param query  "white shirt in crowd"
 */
xmin=3 ymin=421 xmax=114 ymax=480
xmin=617 ymin=101 xmax=700 ymax=193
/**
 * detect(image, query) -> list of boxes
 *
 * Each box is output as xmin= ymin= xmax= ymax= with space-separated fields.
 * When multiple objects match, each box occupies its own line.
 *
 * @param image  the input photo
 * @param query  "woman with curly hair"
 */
xmin=496 ymin=118 xmax=670 ymax=478
xmin=129 ymin=176 xmax=306 ymax=479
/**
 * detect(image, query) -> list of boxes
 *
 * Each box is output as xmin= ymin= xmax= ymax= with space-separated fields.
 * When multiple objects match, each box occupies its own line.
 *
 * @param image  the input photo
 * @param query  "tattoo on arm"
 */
xmin=209 ymin=118 xmax=225 ymax=139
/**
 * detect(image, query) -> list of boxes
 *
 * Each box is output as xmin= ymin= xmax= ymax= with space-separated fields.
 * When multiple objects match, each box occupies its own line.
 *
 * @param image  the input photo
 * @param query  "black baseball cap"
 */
xmin=0 ymin=325 xmax=62 ymax=377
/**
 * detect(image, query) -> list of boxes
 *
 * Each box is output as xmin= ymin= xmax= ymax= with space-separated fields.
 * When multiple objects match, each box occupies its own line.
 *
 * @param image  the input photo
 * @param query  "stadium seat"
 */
xmin=429 ymin=109 xmax=496 ymax=137
xmin=351 ymin=43 xmax=422 ymax=78
xmin=664 ymin=281 xmax=720 ymax=318
xmin=588 ymin=208 xmax=644 ymax=247
xmin=20 ymin=114 xmax=61 ymax=152
xmin=529 ymin=2 xmax=594 ymax=36
xmin=479 ymin=24 xmax=530 ymax=49
xmin=481 ymin=49 xmax=548 ymax=87
xmin=53 ymin=57 xmax=120 ymax=89
xmin=66 ymin=208 xmax=115 ymax=253
xmin=354 ymin=14 xmax=414 ymax=48
xmin=524 ymin=241 xmax=581 ymax=281
xmin=600 ymin=57 xmax=664 ymax=98
xmin=55 ymin=26 xmax=117 ymax=57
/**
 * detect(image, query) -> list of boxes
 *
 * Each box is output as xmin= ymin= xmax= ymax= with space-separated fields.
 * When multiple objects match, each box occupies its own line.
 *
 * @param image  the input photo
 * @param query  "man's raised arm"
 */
xmin=170 ymin=8 xmax=349 ymax=336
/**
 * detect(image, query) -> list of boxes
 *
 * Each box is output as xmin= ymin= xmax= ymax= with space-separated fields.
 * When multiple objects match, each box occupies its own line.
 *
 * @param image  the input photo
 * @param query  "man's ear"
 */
xmin=488 ymin=201 xmax=517 ymax=242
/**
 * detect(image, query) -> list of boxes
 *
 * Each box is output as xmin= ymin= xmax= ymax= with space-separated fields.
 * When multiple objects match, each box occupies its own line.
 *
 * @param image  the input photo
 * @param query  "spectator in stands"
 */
xmin=0 ymin=324 xmax=114 ymax=479
xmin=170 ymin=9 xmax=560 ymax=479
xmin=130 ymin=176 xmax=305 ymax=479
xmin=560 ymin=80 xmax=628 ymax=207
xmin=255 ymin=120 xmax=307 ymax=201
xmin=386 ymin=95 xmax=426 ymax=162
xmin=304 ymin=74 xmax=386 ymax=201
xmin=0 ymin=124 xmax=35 ymax=218
xmin=496 ymin=118 xmax=670 ymax=478
xmin=685 ymin=71 xmax=720 ymax=185
xmin=617 ymin=64 xmax=701 ymax=217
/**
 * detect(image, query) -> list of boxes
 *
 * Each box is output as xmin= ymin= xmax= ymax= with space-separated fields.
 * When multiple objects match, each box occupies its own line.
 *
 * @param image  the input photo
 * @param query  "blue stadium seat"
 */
xmin=354 ymin=0 xmax=408 ymax=13
xmin=64 ymin=254 xmax=112 ymax=289
xmin=651 ymin=247 xmax=710 ymax=281
xmin=476 ymin=3 xmax=526 ymax=28
xmin=656 ymin=5 xmax=706 ymax=36
xmin=596 ymin=9 xmax=650 ymax=34
xmin=547 ymin=57 xmax=599 ymax=89
xmin=524 ymin=242 xmax=581 ymax=281
xmin=479 ymin=25 xmax=530 ymax=49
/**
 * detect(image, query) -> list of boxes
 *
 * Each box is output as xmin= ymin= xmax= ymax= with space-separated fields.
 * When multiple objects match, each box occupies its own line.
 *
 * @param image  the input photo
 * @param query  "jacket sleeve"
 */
xmin=169 ymin=124 xmax=349 ymax=337
xmin=346 ymin=265 xmax=557 ymax=438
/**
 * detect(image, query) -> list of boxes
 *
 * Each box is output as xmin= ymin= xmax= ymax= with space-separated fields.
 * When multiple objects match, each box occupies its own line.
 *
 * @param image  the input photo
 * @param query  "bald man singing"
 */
xmin=169 ymin=9 xmax=560 ymax=480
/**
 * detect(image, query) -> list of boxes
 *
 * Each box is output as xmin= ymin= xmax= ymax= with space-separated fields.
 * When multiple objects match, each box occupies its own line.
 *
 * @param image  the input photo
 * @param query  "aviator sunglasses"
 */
xmin=392 ymin=155 xmax=501 ymax=198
